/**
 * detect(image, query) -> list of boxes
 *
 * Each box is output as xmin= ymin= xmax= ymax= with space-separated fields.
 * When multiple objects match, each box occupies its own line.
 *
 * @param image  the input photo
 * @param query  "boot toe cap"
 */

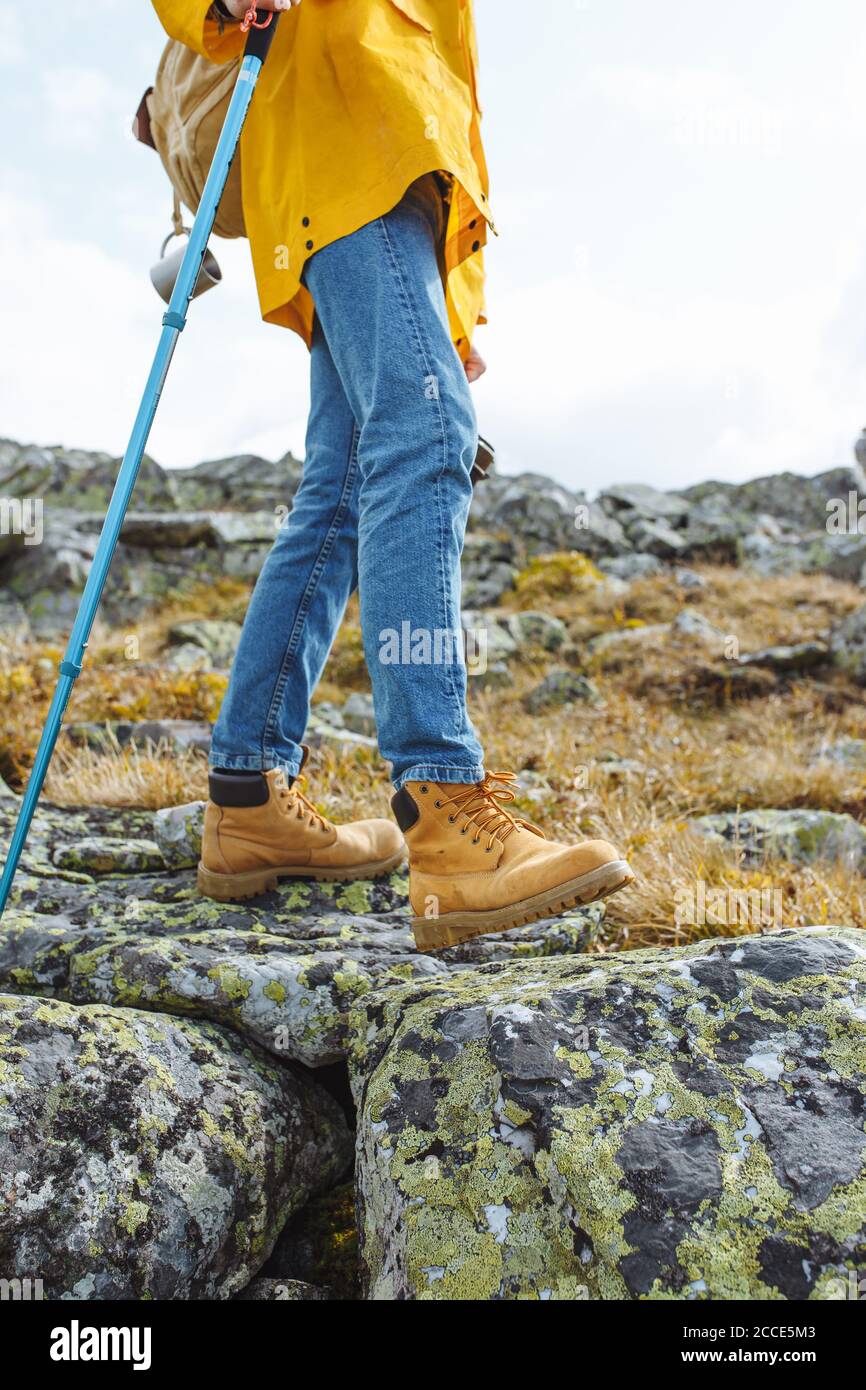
xmin=367 ymin=818 xmax=406 ymax=862
xmin=330 ymin=817 xmax=406 ymax=868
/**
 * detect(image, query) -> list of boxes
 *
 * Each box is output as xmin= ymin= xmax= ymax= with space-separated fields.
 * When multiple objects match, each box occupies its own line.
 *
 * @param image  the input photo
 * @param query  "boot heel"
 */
xmin=412 ymin=916 xmax=464 ymax=952
xmin=196 ymin=862 xmax=278 ymax=902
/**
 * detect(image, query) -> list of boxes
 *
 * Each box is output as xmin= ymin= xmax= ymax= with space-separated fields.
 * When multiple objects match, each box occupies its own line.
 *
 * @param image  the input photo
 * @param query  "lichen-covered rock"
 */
xmin=814 ymin=738 xmax=866 ymax=771
xmin=0 ymin=439 xmax=178 ymax=513
xmin=0 ymin=801 xmax=605 ymax=1068
xmin=597 ymin=552 xmax=663 ymax=582
xmin=625 ymin=516 xmax=688 ymax=559
xmin=460 ymin=533 xmax=519 ymax=607
xmin=165 ymin=619 xmax=243 ymax=670
xmin=0 ymin=895 xmax=604 ymax=1068
xmin=504 ymin=611 xmax=568 ymax=653
xmin=524 ymin=669 xmax=601 ymax=712
xmin=52 ymin=837 xmax=165 ymax=875
xmin=469 ymin=472 xmax=616 ymax=557
xmin=0 ymin=904 xmax=442 ymax=1069
xmin=830 ymin=602 xmax=866 ymax=685
xmin=170 ymin=450 xmax=302 ymax=513
xmin=0 ymin=992 xmax=352 ymax=1300
xmin=153 ymin=801 xmax=206 ymax=871
xmin=598 ymin=482 xmax=691 ymax=527
xmin=460 ymin=609 xmax=518 ymax=663
xmin=691 ymin=809 xmax=866 ymax=871
xmin=467 ymin=661 xmax=514 ymax=691
xmin=349 ymin=926 xmax=866 ymax=1301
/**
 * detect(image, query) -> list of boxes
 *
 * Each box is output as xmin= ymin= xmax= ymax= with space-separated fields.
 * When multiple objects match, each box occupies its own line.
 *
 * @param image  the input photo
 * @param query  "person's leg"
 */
xmin=303 ymin=185 xmax=634 ymax=949
xmin=209 ymin=317 xmax=360 ymax=776
xmin=200 ymin=318 xmax=405 ymax=901
xmin=202 ymin=179 xmax=633 ymax=929
xmin=302 ymin=187 xmax=485 ymax=790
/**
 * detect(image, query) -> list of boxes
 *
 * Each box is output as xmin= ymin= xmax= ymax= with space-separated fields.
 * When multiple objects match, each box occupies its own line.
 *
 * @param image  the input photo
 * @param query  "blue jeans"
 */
xmin=210 ymin=177 xmax=485 ymax=789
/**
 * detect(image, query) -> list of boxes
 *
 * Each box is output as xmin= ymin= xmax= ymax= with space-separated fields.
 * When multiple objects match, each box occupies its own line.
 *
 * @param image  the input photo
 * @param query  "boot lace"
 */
xmin=273 ymin=771 xmax=331 ymax=832
xmin=435 ymin=771 xmax=537 ymax=851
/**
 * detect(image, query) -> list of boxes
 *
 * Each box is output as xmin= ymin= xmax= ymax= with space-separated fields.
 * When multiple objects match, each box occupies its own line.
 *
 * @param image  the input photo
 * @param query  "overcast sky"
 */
xmin=2 ymin=0 xmax=866 ymax=493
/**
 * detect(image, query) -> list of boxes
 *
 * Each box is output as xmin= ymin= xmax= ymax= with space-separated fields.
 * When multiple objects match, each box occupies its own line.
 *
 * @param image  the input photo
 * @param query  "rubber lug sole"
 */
xmin=197 ymin=847 xmax=407 ymax=903
xmin=412 ymin=858 xmax=635 ymax=953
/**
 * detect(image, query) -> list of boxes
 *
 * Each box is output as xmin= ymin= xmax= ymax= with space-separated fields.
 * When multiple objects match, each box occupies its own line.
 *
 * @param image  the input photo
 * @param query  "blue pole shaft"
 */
xmin=0 ymin=53 xmax=264 ymax=916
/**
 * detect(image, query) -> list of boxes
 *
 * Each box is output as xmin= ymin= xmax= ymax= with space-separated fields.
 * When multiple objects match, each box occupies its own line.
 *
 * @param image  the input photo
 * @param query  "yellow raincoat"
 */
xmin=150 ymin=0 xmax=493 ymax=358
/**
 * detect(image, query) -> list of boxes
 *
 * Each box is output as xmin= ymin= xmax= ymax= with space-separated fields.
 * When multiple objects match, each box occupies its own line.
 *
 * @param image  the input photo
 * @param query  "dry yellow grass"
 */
xmin=45 ymin=738 xmax=210 ymax=811
xmin=3 ymin=562 xmax=864 ymax=949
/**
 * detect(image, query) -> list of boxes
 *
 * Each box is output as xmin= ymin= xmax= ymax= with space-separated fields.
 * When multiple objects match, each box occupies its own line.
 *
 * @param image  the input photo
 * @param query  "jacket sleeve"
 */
xmin=150 ymin=1 xmax=245 ymax=64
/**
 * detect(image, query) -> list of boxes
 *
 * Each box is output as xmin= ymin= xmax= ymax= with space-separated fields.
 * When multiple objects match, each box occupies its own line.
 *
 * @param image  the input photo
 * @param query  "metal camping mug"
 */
xmin=150 ymin=229 xmax=222 ymax=304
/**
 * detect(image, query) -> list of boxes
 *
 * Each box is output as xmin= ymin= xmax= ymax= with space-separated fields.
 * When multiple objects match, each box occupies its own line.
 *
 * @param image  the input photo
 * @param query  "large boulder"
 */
xmin=0 ymin=438 xmax=177 ymax=513
xmin=349 ymin=927 xmax=866 ymax=1300
xmin=597 ymin=482 xmax=691 ymax=528
xmin=0 ymin=992 xmax=351 ymax=1300
xmin=681 ymin=464 xmax=866 ymax=535
xmin=0 ymin=798 xmax=606 ymax=1069
xmin=1 ymin=517 xmax=98 ymax=632
xmin=470 ymin=473 xmax=628 ymax=559
xmin=170 ymin=451 xmax=302 ymax=513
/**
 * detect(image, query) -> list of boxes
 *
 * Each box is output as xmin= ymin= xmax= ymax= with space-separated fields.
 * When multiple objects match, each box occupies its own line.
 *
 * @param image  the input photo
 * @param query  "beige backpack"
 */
xmin=136 ymin=41 xmax=246 ymax=240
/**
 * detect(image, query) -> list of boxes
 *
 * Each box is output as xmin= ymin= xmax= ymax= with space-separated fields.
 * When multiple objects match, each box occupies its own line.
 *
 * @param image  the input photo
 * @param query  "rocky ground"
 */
xmin=1 ymin=433 xmax=865 ymax=1300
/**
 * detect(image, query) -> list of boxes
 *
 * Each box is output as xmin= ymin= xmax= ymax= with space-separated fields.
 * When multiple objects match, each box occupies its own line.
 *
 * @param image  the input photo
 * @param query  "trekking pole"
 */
xmin=0 ymin=8 xmax=280 ymax=916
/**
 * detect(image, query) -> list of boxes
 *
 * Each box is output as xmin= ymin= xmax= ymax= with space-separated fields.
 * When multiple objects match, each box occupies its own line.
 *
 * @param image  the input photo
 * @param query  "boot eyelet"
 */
xmin=460 ymin=827 xmax=468 ymax=835
xmin=420 ymin=785 xmax=428 ymax=794
xmin=448 ymin=815 xmax=456 ymax=823
xmin=434 ymin=800 xmax=442 ymax=808
xmin=485 ymin=846 xmax=493 ymax=853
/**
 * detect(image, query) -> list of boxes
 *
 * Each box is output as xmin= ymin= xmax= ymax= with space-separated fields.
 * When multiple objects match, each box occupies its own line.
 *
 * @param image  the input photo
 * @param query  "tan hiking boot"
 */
xmin=392 ymin=771 xmax=634 ymax=951
xmin=197 ymin=761 xmax=406 ymax=902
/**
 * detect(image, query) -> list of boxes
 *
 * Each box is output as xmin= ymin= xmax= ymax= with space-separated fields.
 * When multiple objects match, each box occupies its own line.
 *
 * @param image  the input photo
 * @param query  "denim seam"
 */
xmin=207 ymin=752 xmax=302 ymax=775
xmin=375 ymin=214 xmax=464 ymax=742
xmin=393 ymin=762 xmax=486 ymax=790
xmin=260 ymin=424 xmax=360 ymax=761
